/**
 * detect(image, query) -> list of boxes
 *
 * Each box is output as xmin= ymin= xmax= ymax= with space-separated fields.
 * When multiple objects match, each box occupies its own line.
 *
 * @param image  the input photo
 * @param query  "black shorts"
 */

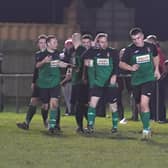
xmin=132 ymin=81 xmax=155 ymax=104
xmin=31 ymin=85 xmax=40 ymax=98
xmin=90 ymin=86 xmax=118 ymax=104
xmin=70 ymin=84 xmax=89 ymax=104
xmin=39 ymin=85 xmax=61 ymax=104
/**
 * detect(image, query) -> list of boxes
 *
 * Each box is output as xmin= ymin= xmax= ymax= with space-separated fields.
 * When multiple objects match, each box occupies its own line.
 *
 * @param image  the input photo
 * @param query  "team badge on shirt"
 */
xmin=136 ymin=54 xmax=150 ymax=64
xmin=134 ymin=50 xmax=139 ymax=54
xmin=97 ymin=58 xmax=109 ymax=66
xmin=97 ymin=53 xmax=101 ymax=57
xmin=107 ymin=52 xmax=110 ymax=57
xmin=147 ymin=47 xmax=151 ymax=53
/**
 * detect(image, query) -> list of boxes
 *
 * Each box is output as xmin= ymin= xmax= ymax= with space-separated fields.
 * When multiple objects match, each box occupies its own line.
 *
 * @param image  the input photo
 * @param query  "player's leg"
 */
xmin=75 ymin=84 xmax=89 ymax=133
xmin=87 ymin=96 xmax=99 ymax=132
xmin=26 ymin=98 xmax=38 ymax=123
xmin=48 ymin=86 xmax=60 ymax=133
xmin=117 ymin=89 xmax=126 ymax=123
xmin=38 ymin=87 xmax=50 ymax=128
xmin=71 ymin=84 xmax=83 ymax=131
xmin=107 ymin=87 xmax=119 ymax=133
xmin=62 ymin=82 xmax=72 ymax=115
xmin=140 ymin=82 xmax=155 ymax=139
xmin=66 ymin=82 xmax=72 ymax=115
xmin=17 ymin=97 xmax=38 ymax=130
xmin=132 ymin=85 xmax=143 ymax=131
xmin=117 ymin=78 xmax=125 ymax=122
xmin=16 ymin=86 xmax=39 ymax=130
xmin=41 ymin=103 xmax=49 ymax=128
xmin=140 ymin=95 xmax=151 ymax=139
xmin=74 ymin=84 xmax=82 ymax=131
xmin=109 ymin=103 xmax=118 ymax=133
xmin=48 ymin=98 xmax=59 ymax=132
xmin=55 ymin=106 xmax=61 ymax=130
xmin=76 ymin=102 xmax=88 ymax=133
xmin=87 ymin=87 xmax=104 ymax=133
xmin=70 ymin=84 xmax=77 ymax=116
xmin=87 ymin=87 xmax=103 ymax=132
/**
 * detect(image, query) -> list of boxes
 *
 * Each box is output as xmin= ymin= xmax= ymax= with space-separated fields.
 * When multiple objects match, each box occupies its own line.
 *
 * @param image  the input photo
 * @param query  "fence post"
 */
xmin=15 ymin=74 xmax=19 ymax=113
xmin=0 ymin=54 xmax=4 ymax=112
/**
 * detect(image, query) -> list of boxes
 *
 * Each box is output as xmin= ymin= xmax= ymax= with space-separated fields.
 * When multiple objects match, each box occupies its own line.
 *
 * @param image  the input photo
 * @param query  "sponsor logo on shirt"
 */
xmin=136 ymin=54 xmax=150 ymax=64
xmin=107 ymin=52 xmax=110 ymax=57
xmin=147 ymin=92 xmax=151 ymax=96
xmin=50 ymin=60 xmax=59 ymax=67
xmin=97 ymin=53 xmax=101 ymax=57
xmin=134 ymin=50 xmax=139 ymax=54
xmin=97 ymin=58 xmax=109 ymax=66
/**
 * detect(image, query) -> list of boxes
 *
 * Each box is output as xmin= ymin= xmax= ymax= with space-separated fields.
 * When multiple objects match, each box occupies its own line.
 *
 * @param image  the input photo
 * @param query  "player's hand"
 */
xmin=154 ymin=69 xmax=161 ymax=80
xmin=131 ymin=64 xmax=139 ymax=71
xmin=67 ymin=63 xmax=75 ymax=68
xmin=84 ymin=59 xmax=89 ymax=66
xmin=73 ymin=67 xmax=79 ymax=72
xmin=110 ymin=75 xmax=117 ymax=85
xmin=60 ymin=81 xmax=65 ymax=86
xmin=43 ymin=56 xmax=52 ymax=63
xmin=84 ymin=59 xmax=93 ymax=67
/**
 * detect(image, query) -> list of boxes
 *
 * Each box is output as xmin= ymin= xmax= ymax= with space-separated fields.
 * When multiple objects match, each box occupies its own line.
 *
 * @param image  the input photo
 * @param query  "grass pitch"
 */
xmin=0 ymin=112 xmax=168 ymax=168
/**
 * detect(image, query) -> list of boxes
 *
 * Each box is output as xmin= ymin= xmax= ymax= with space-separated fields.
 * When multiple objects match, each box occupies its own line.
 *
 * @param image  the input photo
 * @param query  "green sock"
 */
xmin=25 ymin=105 xmax=36 ymax=125
xmin=112 ymin=112 xmax=118 ymax=129
xmin=140 ymin=112 xmax=144 ymax=126
xmin=140 ymin=112 xmax=150 ymax=130
xmin=49 ymin=109 xmax=58 ymax=128
xmin=139 ymin=112 xmax=143 ymax=121
xmin=87 ymin=107 xmax=96 ymax=127
xmin=140 ymin=112 xmax=144 ymax=129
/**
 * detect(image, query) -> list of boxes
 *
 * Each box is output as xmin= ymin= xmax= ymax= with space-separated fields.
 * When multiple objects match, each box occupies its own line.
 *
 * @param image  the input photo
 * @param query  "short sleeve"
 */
xmin=121 ymin=47 xmax=131 ymax=64
xmin=150 ymin=44 xmax=158 ymax=57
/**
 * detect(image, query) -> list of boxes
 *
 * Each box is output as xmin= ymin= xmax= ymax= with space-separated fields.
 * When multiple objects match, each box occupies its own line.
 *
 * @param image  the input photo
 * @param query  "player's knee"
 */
xmin=89 ymin=96 xmax=99 ymax=108
xmin=41 ymin=104 xmax=48 ymax=110
xmin=109 ymin=102 xmax=118 ymax=112
xmin=89 ymin=100 xmax=97 ymax=108
xmin=140 ymin=102 xmax=149 ymax=112
xmin=50 ymin=99 xmax=58 ymax=109
xmin=30 ymin=98 xmax=38 ymax=106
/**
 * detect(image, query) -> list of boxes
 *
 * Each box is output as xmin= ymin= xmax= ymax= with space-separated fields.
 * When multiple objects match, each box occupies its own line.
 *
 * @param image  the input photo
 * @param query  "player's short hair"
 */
xmin=164 ymin=59 xmax=168 ymax=65
xmin=129 ymin=27 xmax=143 ymax=36
xmin=37 ymin=34 xmax=47 ymax=40
xmin=72 ymin=33 xmax=81 ymax=41
xmin=145 ymin=34 xmax=159 ymax=46
xmin=64 ymin=38 xmax=73 ymax=45
xmin=72 ymin=32 xmax=81 ymax=36
xmin=46 ymin=35 xmax=57 ymax=43
xmin=96 ymin=33 xmax=108 ymax=39
xmin=95 ymin=33 xmax=108 ymax=43
xmin=82 ymin=34 xmax=93 ymax=41
xmin=37 ymin=34 xmax=47 ymax=42
xmin=146 ymin=35 xmax=158 ymax=42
